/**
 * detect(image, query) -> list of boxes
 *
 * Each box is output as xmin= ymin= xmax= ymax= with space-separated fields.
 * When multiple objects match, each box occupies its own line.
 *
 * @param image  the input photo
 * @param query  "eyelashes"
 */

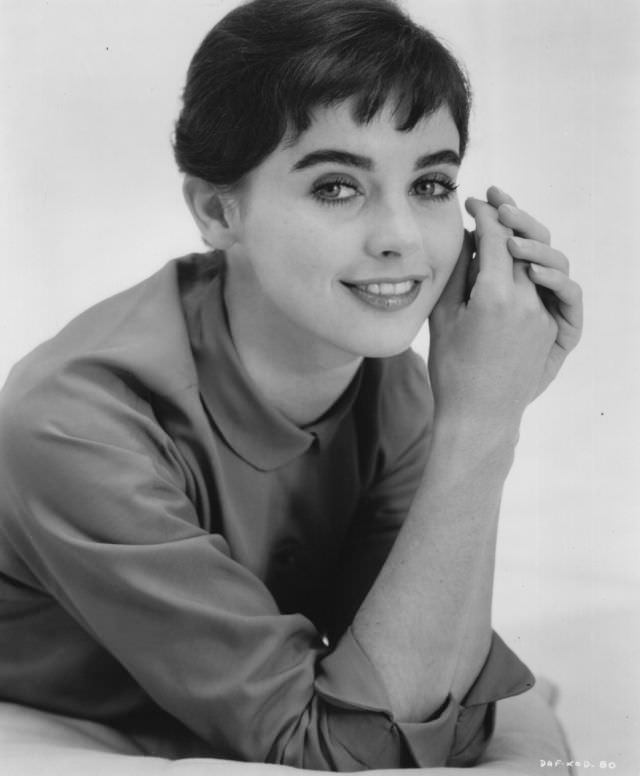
xmin=311 ymin=176 xmax=362 ymax=205
xmin=310 ymin=173 xmax=459 ymax=207
xmin=412 ymin=174 xmax=459 ymax=201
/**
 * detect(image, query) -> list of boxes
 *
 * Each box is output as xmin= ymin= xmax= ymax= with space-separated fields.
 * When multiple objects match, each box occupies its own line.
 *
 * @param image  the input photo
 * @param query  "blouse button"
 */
xmin=273 ymin=539 xmax=299 ymax=566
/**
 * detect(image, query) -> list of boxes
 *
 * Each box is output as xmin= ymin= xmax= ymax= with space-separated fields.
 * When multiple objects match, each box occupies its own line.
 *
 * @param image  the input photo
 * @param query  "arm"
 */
xmin=0 ymin=190 xmax=580 ymax=771
xmin=349 ymin=187 xmax=583 ymax=742
xmin=0 ymin=363 xmax=506 ymax=772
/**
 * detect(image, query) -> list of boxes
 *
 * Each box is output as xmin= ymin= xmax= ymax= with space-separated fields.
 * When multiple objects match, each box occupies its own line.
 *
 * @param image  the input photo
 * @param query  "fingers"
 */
xmin=504 ymin=211 xmax=581 ymax=354
xmin=512 ymin=258 xmax=532 ymax=286
xmin=528 ymin=265 xmax=583 ymax=351
xmin=507 ymin=237 xmax=570 ymax=275
xmin=436 ymin=229 xmax=475 ymax=308
xmin=527 ymin=265 xmax=583 ymax=323
xmin=465 ymin=197 xmax=514 ymax=289
xmin=486 ymin=185 xmax=552 ymax=245
xmin=486 ymin=185 xmax=517 ymax=209
xmin=466 ymin=189 xmax=568 ymax=315
xmin=513 ymin=258 xmax=546 ymax=305
xmin=497 ymin=202 xmax=551 ymax=244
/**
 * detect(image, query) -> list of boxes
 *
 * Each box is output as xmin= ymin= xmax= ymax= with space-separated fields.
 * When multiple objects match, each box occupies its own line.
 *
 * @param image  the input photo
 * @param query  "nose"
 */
xmin=364 ymin=197 xmax=422 ymax=260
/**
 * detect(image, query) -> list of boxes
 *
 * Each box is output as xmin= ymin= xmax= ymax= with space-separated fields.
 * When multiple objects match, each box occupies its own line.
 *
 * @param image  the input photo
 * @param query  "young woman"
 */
xmin=0 ymin=0 xmax=582 ymax=771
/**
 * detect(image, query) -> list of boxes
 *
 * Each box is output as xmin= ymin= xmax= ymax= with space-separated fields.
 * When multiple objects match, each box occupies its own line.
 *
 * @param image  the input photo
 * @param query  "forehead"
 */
xmin=282 ymin=100 xmax=460 ymax=162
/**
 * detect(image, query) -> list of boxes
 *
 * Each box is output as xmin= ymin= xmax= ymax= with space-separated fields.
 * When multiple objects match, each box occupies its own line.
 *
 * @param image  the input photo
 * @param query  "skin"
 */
xmin=184 ymin=99 xmax=583 ymax=724
xmin=185 ymin=102 xmax=464 ymax=424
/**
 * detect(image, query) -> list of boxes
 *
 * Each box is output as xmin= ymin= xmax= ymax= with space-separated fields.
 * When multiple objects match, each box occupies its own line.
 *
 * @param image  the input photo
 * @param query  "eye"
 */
xmin=312 ymin=176 xmax=362 ymax=205
xmin=412 ymin=174 xmax=458 ymax=202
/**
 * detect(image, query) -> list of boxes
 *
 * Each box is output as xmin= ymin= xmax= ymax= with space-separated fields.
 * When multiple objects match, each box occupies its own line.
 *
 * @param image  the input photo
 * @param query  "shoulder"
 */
xmin=0 ymin=251 xmax=225 ymax=420
xmin=0 ymin=252 xmax=221 ymax=491
xmin=3 ymin=252 xmax=221 ymax=402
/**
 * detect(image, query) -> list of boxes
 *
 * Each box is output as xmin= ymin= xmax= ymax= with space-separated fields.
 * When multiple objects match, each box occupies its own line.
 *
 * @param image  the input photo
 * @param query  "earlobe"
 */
xmin=182 ymin=175 xmax=238 ymax=250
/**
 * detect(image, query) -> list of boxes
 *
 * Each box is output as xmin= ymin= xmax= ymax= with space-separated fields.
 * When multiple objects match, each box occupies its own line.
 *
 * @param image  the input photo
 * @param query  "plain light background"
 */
xmin=1 ymin=0 xmax=638 ymax=773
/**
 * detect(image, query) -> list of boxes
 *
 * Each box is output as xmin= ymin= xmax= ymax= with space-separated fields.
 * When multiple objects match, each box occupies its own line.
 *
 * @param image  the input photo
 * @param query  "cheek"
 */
xmin=445 ymin=226 xmax=465 ymax=274
xmin=262 ymin=213 xmax=347 ymax=278
xmin=428 ymin=208 xmax=465 ymax=277
xmin=243 ymin=211 xmax=333 ymax=293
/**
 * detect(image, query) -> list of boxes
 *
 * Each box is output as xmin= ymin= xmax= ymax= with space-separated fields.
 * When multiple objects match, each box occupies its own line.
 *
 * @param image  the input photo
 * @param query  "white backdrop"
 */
xmin=1 ymin=1 xmax=639 ymax=773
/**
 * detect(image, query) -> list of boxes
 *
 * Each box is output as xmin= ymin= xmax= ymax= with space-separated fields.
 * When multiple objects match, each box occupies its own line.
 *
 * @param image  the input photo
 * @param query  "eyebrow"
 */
xmin=291 ymin=148 xmax=461 ymax=172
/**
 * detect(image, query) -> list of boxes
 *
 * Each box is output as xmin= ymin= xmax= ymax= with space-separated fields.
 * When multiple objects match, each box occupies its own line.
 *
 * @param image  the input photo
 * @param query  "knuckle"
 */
xmin=478 ymin=202 xmax=509 ymax=229
xmin=525 ymin=297 xmax=544 ymax=317
xmin=545 ymin=310 xmax=558 ymax=331
xmin=572 ymin=281 xmax=583 ymax=302
xmin=556 ymin=251 xmax=570 ymax=274
xmin=521 ymin=300 xmax=545 ymax=323
xmin=497 ymin=202 xmax=515 ymax=220
xmin=480 ymin=210 xmax=501 ymax=230
xmin=534 ymin=308 xmax=556 ymax=336
xmin=482 ymin=228 xmax=513 ymax=252
xmin=476 ymin=281 xmax=510 ymax=310
xmin=527 ymin=240 xmax=544 ymax=260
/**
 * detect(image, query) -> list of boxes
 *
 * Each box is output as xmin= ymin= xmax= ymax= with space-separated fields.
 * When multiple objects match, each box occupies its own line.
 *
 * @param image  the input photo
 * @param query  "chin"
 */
xmin=345 ymin=303 xmax=434 ymax=359
xmin=346 ymin=329 xmax=420 ymax=359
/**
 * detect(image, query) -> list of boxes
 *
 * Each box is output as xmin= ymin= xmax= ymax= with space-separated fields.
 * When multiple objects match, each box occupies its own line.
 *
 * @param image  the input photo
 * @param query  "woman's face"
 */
xmin=224 ymin=100 xmax=464 ymax=366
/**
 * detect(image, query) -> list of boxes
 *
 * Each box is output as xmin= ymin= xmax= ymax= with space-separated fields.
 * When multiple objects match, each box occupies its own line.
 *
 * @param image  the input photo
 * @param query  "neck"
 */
xmin=223 ymin=262 xmax=362 ymax=427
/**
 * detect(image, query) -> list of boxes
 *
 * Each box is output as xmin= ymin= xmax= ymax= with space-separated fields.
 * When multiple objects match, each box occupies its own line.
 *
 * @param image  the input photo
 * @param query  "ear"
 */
xmin=182 ymin=175 xmax=238 ymax=250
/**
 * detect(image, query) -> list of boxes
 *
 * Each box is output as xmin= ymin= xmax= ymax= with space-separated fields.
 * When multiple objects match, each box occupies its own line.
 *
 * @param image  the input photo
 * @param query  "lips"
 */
xmin=342 ymin=278 xmax=422 ymax=310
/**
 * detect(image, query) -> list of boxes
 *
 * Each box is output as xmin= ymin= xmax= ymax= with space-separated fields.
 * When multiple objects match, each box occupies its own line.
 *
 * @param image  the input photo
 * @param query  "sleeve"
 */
xmin=317 ymin=352 xmax=535 ymax=768
xmin=0 ymin=377 xmax=376 ymax=771
xmin=0 ymin=365 xmax=516 ymax=774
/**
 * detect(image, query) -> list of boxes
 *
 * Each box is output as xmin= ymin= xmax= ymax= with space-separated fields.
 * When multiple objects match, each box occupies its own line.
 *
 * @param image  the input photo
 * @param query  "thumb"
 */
xmin=436 ymin=230 xmax=476 ymax=309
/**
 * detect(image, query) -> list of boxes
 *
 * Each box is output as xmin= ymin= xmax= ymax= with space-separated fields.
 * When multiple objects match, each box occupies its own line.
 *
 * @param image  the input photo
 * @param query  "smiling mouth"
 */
xmin=341 ymin=279 xmax=422 ymax=310
xmin=351 ymin=280 xmax=415 ymax=296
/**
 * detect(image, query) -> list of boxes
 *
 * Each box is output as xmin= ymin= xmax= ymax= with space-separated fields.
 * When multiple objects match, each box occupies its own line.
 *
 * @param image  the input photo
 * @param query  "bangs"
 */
xmin=174 ymin=0 xmax=471 ymax=185
xmin=281 ymin=24 xmax=470 ymax=149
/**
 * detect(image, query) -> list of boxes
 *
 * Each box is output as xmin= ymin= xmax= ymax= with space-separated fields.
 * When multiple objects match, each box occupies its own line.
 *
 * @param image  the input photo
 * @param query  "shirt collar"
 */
xmin=190 ymin=254 xmax=362 ymax=472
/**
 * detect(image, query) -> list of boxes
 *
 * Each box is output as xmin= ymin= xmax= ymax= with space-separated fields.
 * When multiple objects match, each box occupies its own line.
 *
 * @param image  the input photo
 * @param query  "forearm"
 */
xmin=351 ymin=413 xmax=518 ymax=722
xmin=449 ymin=502 xmax=499 ymax=701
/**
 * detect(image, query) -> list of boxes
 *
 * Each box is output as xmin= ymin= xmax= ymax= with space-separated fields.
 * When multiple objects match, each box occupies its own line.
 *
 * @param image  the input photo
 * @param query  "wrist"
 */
xmin=429 ymin=409 xmax=520 ymax=473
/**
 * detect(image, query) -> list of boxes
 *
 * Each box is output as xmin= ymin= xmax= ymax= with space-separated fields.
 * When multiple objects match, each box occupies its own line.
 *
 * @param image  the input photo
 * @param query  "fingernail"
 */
xmin=501 ymin=203 xmax=518 ymax=215
xmin=509 ymin=236 xmax=526 ymax=248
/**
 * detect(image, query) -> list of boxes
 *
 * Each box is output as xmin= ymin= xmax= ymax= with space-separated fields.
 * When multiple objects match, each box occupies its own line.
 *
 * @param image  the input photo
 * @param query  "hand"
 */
xmin=489 ymin=186 xmax=583 ymax=397
xmin=428 ymin=187 xmax=582 ymax=425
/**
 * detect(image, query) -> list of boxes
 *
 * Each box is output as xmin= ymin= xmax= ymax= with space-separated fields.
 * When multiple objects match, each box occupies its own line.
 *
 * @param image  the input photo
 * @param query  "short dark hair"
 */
xmin=173 ymin=0 xmax=471 ymax=187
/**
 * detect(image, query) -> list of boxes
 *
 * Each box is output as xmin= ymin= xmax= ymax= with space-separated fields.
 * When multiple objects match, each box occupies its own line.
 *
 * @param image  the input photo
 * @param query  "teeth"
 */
xmin=358 ymin=281 xmax=414 ymax=296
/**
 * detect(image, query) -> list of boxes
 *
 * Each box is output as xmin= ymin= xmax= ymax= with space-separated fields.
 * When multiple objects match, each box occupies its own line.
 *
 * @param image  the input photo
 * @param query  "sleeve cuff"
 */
xmin=315 ymin=627 xmax=460 ymax=767
xmin=448 ymin=630 xmax=536 ymax=766
xmin=397 ymin=695 xmax=461 ymax=766
xmin=402 ymin=631 xmax=536 ymax=767
xmin=316 ymin=627 xmax=535 ymax=768
xmin=314 ymin=626 xmax=393 ymax=714
xmin=462 ymin=630 xmax=536 ymax=708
